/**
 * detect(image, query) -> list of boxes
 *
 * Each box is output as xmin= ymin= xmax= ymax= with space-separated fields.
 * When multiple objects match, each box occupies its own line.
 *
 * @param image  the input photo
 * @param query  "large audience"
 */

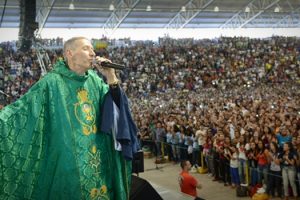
xmin=0 ymin=36 xmax=300 ymax=199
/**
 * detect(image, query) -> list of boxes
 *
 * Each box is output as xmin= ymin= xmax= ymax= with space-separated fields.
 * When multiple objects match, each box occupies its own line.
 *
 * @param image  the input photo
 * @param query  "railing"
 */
xmin=33 ymin=41 xmax=51 ymax=76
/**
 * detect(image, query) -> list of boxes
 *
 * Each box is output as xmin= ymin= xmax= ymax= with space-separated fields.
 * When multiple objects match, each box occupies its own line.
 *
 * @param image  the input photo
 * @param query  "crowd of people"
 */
xmin=0 ymin=36 xmax=300 ymax=199
xmin=137 ymin=82 xmax=299 ymax=198
xmin=0 ymin=41 xmax=62 ymax=106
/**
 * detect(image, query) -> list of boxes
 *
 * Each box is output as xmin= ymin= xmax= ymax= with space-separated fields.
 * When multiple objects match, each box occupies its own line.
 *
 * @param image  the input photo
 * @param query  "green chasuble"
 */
xmin=0 ymin=61 xmax=132 ymax=200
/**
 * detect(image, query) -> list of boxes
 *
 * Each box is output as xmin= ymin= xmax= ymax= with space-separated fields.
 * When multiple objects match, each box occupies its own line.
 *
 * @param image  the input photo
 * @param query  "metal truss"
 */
xmin=243 ymin=0 xmax=300 ymax=28
xmin=272 ymin=6 xmax=300 ymax=28
xmin=103 ymin=0 xmax=140 ymax=35
xmin=220 ymin=0 xmax=281 ymax=28
xmin=0 ymin=0 xmax=8 ymax=27
xmin=35 ymin=0 xmax=56 ymax=36
xmin=165 ymin=0 xmax=214 ymax=29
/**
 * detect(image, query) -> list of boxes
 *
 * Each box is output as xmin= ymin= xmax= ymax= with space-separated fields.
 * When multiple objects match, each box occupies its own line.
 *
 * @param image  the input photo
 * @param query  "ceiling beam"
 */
xmin=35 ymin=0 xmax=56 ymax=36
xmin=0 ymin=0 xmax=8 ymax=27
xmin=103 ymin=0 xmax=140 ymax=35
xmin=273 ymin=5 xmax=300 ymax=28
xmin=243 ymin=0 xmax=298 ymax=28
xmin=221 ymin=0 xmax=281 ymax=28
xmin=165 ymin=0 xmax=214 ymax=29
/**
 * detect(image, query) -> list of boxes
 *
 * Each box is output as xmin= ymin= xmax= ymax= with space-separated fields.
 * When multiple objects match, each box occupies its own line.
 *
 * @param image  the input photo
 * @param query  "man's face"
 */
xmin=157 ymin=123 xmax=161 ymax=128
xmin=185 ymin=161 xmax=192 ymax=171
xmin=69 ymin=39 xmax=95 ymax=72
xmin=282 ymin=129 xmax=287 ymax=136
xmin=219 ymin=134 xmax=224 ymax=141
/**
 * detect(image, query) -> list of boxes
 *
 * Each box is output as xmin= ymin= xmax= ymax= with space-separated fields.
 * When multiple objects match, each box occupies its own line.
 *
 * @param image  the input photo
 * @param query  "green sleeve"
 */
xmin=0 ymin=79 xmax=48 ymax=199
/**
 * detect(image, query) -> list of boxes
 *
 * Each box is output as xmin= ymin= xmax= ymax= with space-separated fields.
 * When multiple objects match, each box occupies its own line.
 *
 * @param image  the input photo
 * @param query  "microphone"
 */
xmin=101 ymin=61 xmax=125 ymax=70
xmin=93 ymin=60 xmax=125 ymax=70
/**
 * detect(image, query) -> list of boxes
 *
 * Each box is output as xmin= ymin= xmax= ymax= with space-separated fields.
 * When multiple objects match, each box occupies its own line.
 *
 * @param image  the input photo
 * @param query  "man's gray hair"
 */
xmin=63 ymin=36 xmax=88 ymax=61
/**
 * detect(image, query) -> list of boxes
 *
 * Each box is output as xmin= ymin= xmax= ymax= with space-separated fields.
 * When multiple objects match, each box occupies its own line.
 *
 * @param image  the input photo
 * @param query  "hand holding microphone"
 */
xmin=93 ymin=56 xmax=120 ymax=85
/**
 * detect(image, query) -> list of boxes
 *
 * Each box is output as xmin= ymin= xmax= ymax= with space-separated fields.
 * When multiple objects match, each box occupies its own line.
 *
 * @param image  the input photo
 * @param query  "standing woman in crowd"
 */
xmin=261 ymin=129 xmax=271 ymax=149
xmin=185 ymin=128 xmax=194 ymax=165
xmin=197 ymin=128 xmax=207 ymax=168
xmin=166 ymin=126 xmax=174 ymax=161
xmin=203 ymin=134 xmax=213 ymax=175
xmin=179 ymin=126 xmax=187 ymax=160
xmin=276 ymin=127 xmax=292 ymax=151
xmin=228 ymin=146 xmax=240 ymax=188
xmin=256 ymin=139 xmax=269 ymax=186
xmin=248 ymin=142 xmax=259 ymax=186
xmin=266 ymin=142 xmax=282 ymax=198
xmin=280 ymin=142 xmax=298 ymax=200
xmin=223 ymin=136 xmax=232 ymax=186
xmin=172 ymin=125 xmax=181 ymax=163
xmin=191 ymin=131 xmax=200 ymax=169
xmin=154 ymin=121 xmax=166 ymax=159
xmin=212 ymin=133 xmax=222 ymax=181
xmin=236 ymin=135 xmax=250 ymax=184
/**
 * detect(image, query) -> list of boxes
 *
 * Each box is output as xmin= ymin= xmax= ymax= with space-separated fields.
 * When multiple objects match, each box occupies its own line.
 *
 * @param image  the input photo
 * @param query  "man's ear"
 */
xmin=63 ymin=49 xmax=73 ymax=62
xmin=66 ymin=49 xmax=73 ymax=57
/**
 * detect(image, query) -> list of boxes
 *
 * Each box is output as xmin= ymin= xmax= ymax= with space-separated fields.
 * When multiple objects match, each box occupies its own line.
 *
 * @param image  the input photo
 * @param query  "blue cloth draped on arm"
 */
xmin=100 ymin=87 xmax=139 ymax=160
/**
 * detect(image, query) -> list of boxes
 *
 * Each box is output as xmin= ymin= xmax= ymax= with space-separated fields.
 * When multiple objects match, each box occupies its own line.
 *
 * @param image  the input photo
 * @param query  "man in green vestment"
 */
xmin=0 ymin=37 xmax=136 ymax=199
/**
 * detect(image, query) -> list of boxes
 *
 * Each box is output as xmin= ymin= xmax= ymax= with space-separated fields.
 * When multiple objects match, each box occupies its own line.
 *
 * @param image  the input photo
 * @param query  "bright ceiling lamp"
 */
xmin=214 ymin=6 xmax=219 ymax=12
xmin=146 ymin=5 xmax=151 ymax=11
xmin=109 ymin=3 xmax=115 ymax=11
xmin=245 ymin=6 xmax=250 ymax=13
xmin=69 ymin=1 xmax=75 ymax=10
xmin=181 ymin=6 xmax=186 ymax=12
xmin=274 ymin=6 xmax=281 ymax=12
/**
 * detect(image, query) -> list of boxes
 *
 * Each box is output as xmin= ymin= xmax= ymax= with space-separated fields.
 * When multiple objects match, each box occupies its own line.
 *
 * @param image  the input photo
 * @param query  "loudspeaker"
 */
xmin=130 ymin=175 xmax=162 ymax=200
xmin=132 ymin=151 xmax=144 ymax=174
xmin=18 ymin=0 xmax=37 ymax=52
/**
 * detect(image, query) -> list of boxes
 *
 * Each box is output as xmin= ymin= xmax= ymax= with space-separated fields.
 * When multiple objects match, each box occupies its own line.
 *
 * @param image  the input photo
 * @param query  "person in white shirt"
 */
xmin=229 ymin=146 xmax=240 ymax=188
xmin=236 ymin=135 xmax=250 ymax=184
xmin=196 ymin=128 xmax=207 ymax=167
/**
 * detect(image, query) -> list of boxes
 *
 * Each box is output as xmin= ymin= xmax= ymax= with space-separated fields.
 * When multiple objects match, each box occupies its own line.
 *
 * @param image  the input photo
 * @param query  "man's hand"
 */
xmin=94 ymin=56 xmax=118 ymax=84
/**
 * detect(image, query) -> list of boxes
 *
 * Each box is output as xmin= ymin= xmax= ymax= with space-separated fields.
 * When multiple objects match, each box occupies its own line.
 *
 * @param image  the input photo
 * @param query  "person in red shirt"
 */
xmin=179 ymin=160 xmax=205 ymax=200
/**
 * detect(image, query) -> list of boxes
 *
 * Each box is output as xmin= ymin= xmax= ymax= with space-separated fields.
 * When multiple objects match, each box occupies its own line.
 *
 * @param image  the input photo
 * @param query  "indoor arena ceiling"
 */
xmin=0 ymin=0 xmax=299 ymax=33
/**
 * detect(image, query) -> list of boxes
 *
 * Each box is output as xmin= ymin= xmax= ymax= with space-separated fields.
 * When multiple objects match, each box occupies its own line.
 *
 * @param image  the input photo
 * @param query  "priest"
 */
xmin=0 ymin=37 xmax=138 ymax=199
